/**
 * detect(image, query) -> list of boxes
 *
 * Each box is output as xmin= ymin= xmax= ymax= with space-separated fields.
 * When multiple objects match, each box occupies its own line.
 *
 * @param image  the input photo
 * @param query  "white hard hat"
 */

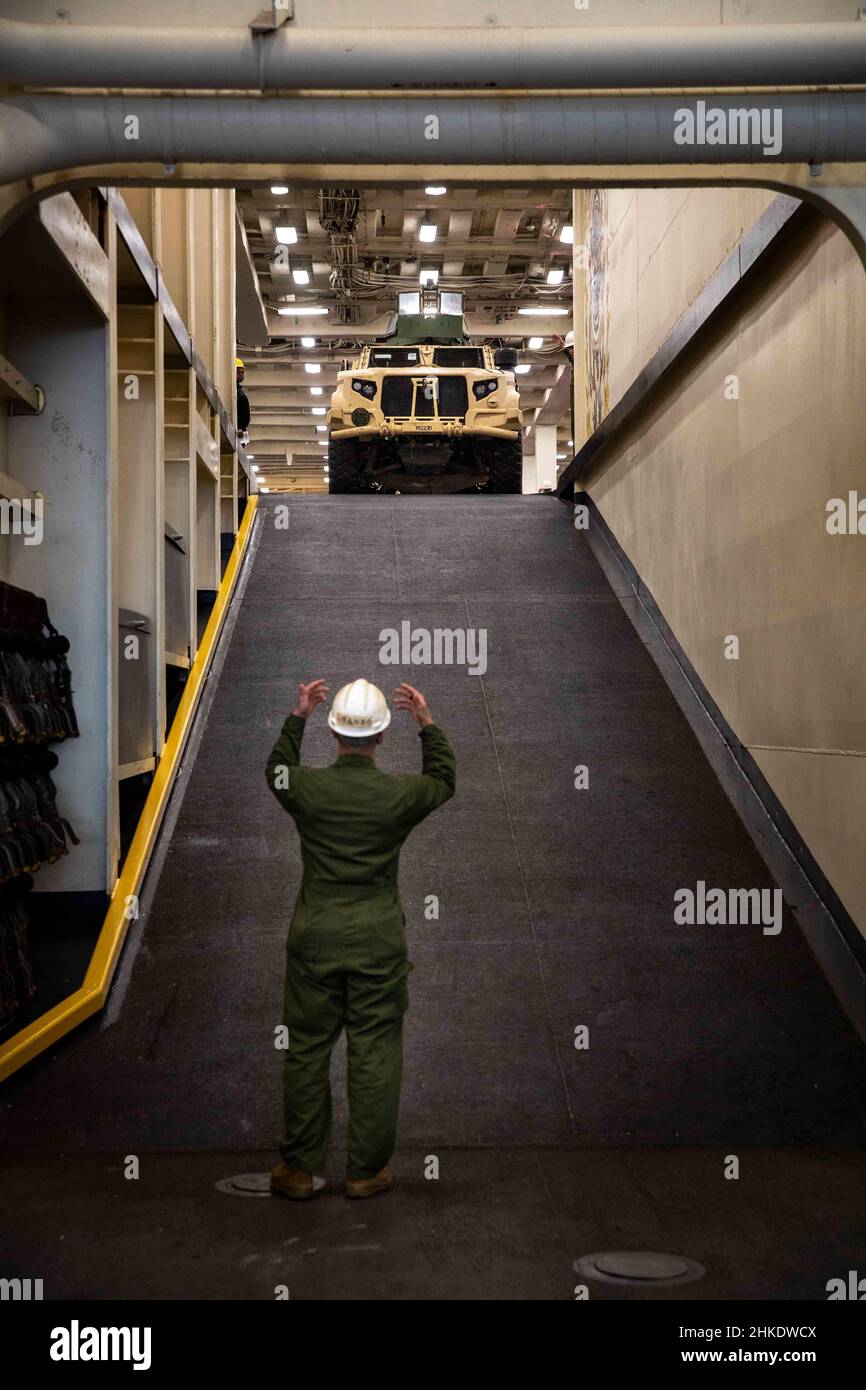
xmin=541 ymin=479 xmax=552 ymax=489
xmin=328 ymin=679 xmax=391 ymax=737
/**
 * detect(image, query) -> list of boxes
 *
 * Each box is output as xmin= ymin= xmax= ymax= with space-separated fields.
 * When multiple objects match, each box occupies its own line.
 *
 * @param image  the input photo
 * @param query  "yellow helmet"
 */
xmin=235 ymin=357 xmax=245 ymax=369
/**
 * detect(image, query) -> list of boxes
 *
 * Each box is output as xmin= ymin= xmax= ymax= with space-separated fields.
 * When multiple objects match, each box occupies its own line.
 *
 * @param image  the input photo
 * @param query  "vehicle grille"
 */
xmin=437 ymin=377 xmax=468 ymax=417
xmin=380 ymin=375 xmax=468 ymax=420
xmin=381 ymin=377 xmax=413 ymax=417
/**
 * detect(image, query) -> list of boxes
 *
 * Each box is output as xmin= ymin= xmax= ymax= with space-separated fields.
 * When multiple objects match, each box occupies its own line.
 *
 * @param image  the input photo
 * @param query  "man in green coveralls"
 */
xmin=265 ymin=677 xmax=456 ymax=1200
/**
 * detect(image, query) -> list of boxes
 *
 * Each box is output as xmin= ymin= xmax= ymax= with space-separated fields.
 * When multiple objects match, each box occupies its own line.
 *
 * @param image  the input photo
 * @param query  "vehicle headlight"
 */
xmin=351 ymin=408 xmax=371 ymax=426
xmin=352 ymin=379 xmax=377 ymax=399
xmin=472 ymin=379 xmax=499 ymax=400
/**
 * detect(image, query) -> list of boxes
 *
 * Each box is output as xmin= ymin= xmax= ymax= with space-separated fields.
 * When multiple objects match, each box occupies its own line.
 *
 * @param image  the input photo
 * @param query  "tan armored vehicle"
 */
xmin=327 ymin=291 xmax=524 ymax=494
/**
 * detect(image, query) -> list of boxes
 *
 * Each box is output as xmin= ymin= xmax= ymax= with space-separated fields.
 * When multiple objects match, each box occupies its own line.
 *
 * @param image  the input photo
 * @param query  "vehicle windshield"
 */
xmin=432 ymin=348 xmax=485 ymax=367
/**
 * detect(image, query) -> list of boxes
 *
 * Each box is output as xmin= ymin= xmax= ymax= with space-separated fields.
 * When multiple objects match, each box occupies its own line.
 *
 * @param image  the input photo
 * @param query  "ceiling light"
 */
xmin=528 ymin=336 xmax=544 ymax=350
xmin=319 ymin=441 xmax=328 ymax=447
xmin=312 ymin=407 xmax=327 ymax=415
xmin=246 ymin=453 xmax=255 ymax=460
xmin=518 ymin=307 xmax=570 ymax=316
xmin=304 ymin=363 xmax=321 ymax=374
xmin=515 ymin=364 xmax=531 ymax=374
xmin=419 ymin=268 xmax=439 ymax=286
xmin=568 ymin=439 xmax=574 ymax=447
xmin=419 ymin=221 xmax=438 ymax=244
xmin=316 ymin=424 xmax=327 ymax=432
xmin=276 ymin=306 xmax=329 ymax=316
xmin=250 ymin=464 xmax=259 ymax=472
xmin=270 ymin=185 xmax=289 ymax=195
xmin=425 ymin=185 xmax=447 ymax=196
xmin=292 ymin=267 xmax=310 ymax=285
xmin=275 ymin=225 xmax=298 ymax=244
xmin=310 ymin=386 xmax=323 ymax=395
xmin=260 ymin=486 xmax=270 ymax=492
xmin=560 ymin=224 xmax=575 ymax=244
xmin=547 ymin=268 xmax=565 ymax=286
xmin=301 ymin=336 xmax=316 ymax=348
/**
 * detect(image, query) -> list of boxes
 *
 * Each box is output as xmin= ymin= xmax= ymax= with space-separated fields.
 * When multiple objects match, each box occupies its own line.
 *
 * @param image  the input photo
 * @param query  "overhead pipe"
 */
xmin=0 ymin=19 xmax=865 ymax=93
xmin=1 ymin=93 xmax=865 ymax=187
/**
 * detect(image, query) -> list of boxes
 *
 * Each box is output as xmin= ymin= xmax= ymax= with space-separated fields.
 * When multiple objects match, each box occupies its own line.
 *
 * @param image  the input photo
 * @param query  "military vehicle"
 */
xmin=327 ymin=290 xmax=524 ymax=494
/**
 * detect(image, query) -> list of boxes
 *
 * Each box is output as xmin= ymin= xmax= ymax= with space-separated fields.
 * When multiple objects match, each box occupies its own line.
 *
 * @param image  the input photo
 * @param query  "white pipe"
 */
xmin=0 ymin=93 xmax=863 ymax=186
xmin=0 ymin=19 xmax=864 ymax=92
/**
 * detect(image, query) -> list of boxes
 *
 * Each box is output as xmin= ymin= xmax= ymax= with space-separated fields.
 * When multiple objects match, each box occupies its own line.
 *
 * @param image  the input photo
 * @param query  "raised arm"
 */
xmin=394 ymin=682 xmax=456 ymax=819
xmin=265 ymin=678 xmax=329 ymax=812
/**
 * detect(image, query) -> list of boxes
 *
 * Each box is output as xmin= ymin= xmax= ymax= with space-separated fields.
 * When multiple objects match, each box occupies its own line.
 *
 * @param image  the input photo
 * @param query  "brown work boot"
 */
xmin=346 ymin=1166 xmax=393 ymax=1199
xmin=270 ymin=1162 xmax=315 ymax=1200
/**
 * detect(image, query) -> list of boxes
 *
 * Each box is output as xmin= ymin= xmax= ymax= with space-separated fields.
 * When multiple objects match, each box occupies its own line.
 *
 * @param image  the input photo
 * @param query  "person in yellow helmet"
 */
xmin=235 ymin=356 xmax=250 ymax=433
xmin=265 ymin=678 xmax=456 ymax=1200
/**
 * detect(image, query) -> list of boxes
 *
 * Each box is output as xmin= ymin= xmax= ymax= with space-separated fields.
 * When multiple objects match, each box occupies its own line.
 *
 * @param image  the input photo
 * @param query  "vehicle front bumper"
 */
xmin=330 ymin=420 xmax=521 ymax=441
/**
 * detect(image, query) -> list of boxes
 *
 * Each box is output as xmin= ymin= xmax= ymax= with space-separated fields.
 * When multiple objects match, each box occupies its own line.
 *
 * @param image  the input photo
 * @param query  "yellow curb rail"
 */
xmin=0 ymin=495 xmax=259 ymax=1084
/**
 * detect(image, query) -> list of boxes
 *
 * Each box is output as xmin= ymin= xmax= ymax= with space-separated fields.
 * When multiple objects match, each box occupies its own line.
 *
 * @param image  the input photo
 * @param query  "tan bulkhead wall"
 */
xmin=574 ymin=186 xmax=866 ymax=940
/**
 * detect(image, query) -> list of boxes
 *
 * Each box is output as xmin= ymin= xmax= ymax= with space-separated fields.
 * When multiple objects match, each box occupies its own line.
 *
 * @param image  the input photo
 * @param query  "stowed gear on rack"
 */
xmin=0 ymin=624 xmax=79 ymax=744
xmin=0 ymin=747 xmax=80 ymax=885
xmin=0 ymin=582 xmax=80 ymax=1029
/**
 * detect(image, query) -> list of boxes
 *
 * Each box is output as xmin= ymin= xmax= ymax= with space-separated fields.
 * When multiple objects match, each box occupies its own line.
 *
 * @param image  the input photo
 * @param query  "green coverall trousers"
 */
xmin=281 ymin=894 xmax=412 ymax=1181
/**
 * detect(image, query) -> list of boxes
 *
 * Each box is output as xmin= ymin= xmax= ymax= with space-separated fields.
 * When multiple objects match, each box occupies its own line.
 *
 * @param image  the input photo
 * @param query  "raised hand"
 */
xmin=393 ymin=682 xmax=433 ymax=728
xmin=292 ymin=678 xmax=330 ymax=719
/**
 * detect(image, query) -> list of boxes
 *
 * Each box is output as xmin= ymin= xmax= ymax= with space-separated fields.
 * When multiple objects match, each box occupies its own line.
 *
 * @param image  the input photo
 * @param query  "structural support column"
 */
xmin=531 ymin=425 xmax=558 ymax=494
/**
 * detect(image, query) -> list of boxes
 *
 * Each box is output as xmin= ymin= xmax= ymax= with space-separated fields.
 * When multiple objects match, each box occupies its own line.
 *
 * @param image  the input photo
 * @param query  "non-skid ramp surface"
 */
xmin=1 ymin=495 xmax=864 ymax=1297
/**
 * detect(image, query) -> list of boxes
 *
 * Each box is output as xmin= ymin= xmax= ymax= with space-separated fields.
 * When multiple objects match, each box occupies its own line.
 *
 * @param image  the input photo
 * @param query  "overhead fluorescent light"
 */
xmin=419 ymin=222 xmax=438 ymax=243
xmin=275 ymin=225 xmax=298 ymax=244
xmin=301 ymin=336 xmax=316 ymax=348
xmin=517 ymin=307 xmax=570 ymax=316
xmin=246 ymin=453 xmax=255 ymax=460
xmin=319 ymin=441 xmax=328 ymax=447
xmin=292 ymin=267 xmax=311 ymax=285
xmin=304 ymin=363 xmax=321 ymax=374
xmin=419 ymin=268 xmax=439 ymax=286
xmin=425 ymin=185 xmax=447 ymax=196
xmin=557 ymin=453 xmax=567 ymax=459
xmin=316 ymin=425 xmax=327 ymax=432
xmin=528 ymin=336 xmax=544 ymax=350
xmin=270 ymin=185 xmax=289 ymax=195
xmin=250 ymin=464 xmax=259 ymax=472
xmin=312 ymin=407 xmax=327 ymax=415
xmin=560 ymin=224 xmax=575 ymax=244
xmin=515 ymin=364 xmax=531 ymax=374
xmin=260 ymin=486 xmax=270 ymax=493
xmin=310 ymin=386 xmax=323 ymax=395
xmin=547 ymin=267 xmax=565 ymax=286
xmin=276 ymin=306 xmax=329 ymax=316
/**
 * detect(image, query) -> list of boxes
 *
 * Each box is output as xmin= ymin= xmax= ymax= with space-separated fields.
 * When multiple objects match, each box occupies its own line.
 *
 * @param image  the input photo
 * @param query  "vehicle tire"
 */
xmin=328 ymin=437 xmax=364 ymax=493
xmin=488 ymin=437 xmax=523 ymax=494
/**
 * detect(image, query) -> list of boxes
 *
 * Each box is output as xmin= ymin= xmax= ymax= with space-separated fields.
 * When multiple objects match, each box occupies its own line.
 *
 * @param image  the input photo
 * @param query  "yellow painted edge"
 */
xmin=0 ymin=495 xmax=259 ymax=1084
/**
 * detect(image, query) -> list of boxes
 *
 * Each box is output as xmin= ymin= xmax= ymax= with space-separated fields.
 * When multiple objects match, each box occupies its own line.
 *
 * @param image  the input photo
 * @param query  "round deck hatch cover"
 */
xmin=232 ymin=1173 xmax=271 ymax=1194
xmin=575 ymin=1250 xmax=705 ymax=1287
xmin=216 ymin=1172 xmax=327 ymax=1196
xmin=594 ymin=1252 xmax=690 ymax=1281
